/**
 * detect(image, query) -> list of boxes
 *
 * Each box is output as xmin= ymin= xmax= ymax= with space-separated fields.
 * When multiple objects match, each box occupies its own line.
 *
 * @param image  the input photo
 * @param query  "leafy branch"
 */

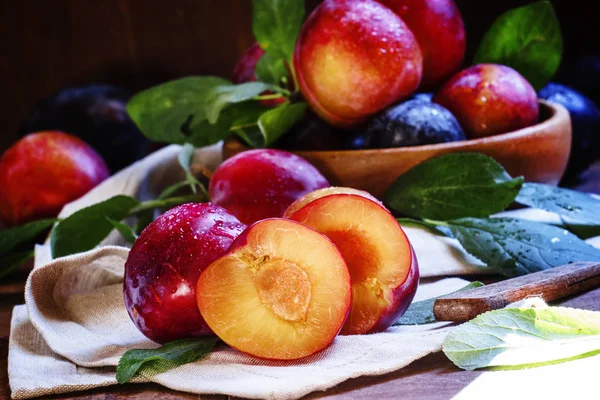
xmin=387 ymin=153 xmax=600 ymax=277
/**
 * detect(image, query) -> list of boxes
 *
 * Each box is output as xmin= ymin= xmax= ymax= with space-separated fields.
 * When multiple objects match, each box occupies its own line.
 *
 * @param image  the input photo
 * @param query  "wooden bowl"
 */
xmin=223 ymin=101 xmax=572 ymax=198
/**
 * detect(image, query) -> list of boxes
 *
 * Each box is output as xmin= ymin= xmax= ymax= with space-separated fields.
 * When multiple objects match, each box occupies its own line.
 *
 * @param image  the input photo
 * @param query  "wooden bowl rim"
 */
xmin=226 ymin=100 xmax=570 ymax=156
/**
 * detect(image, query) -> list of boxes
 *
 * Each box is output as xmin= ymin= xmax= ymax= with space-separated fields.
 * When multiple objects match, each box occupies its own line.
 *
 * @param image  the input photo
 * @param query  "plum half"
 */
xmin=197 ymin=218 xmax=351 ymax=360
xmin=285 ymin=188 xmax=419 ymax=335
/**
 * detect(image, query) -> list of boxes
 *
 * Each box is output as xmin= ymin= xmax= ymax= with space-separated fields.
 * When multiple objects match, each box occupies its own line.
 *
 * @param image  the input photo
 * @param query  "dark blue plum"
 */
xmin=558 ymin=56 xmax=600 ymax=107
xmin=365 ymin=100 xmax=466 ymax=148
xmin=538 ymin=83 xmax=600 ymax=184
xmin=18 ymin=84 xmax=150 ymax=173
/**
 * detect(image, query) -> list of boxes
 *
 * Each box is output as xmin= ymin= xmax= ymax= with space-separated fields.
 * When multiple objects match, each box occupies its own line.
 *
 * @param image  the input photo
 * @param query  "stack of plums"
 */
xmin=234 ymin=0 xmax=600 ymax=184
xmin=124 ymin=149 xmax=419 ymax=359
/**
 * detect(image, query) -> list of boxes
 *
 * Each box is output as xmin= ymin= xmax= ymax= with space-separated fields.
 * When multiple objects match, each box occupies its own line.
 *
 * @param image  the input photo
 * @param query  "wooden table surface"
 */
xmin=0 ymin=262 xmax=598 ymax=400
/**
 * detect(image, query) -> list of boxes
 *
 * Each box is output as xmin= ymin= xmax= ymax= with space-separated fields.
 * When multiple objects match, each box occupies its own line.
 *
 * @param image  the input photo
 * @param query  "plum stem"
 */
xmin=286 ymin=59 xmax=300 ymax=95
xmin=269 ymin=84 xmax=292 ymax=97
xmin=230 ymin=122 xmax=258 ymax=131
xmin=253 ymin=93 xmax=286 ymax=101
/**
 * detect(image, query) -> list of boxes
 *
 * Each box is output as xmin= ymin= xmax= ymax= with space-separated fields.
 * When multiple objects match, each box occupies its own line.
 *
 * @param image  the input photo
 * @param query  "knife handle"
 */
xmin=433 ymin=262 xmax=600 ymax=322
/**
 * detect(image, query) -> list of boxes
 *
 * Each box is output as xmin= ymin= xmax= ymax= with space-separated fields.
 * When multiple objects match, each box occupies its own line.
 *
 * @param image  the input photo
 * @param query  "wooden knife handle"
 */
xmin=433 ymin=262 xmax=600 ymax=322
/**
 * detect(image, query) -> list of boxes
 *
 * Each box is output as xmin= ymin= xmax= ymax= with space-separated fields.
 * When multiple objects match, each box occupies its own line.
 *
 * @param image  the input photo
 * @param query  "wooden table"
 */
xmin=0 ymin=263 xmax=598 ymax=400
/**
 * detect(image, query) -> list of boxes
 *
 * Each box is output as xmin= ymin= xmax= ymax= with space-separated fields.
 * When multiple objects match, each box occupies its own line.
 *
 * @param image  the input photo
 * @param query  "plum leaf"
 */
xmin=204 ymin=82 xmax=274 ymax=124
xmin=0 ymin=218 xmax=57 ymax=256
xmin=444 ymin=306 xmax=600 ymax=370
xmin=116 ymin=337 xmax=218 ymax=384
xmin=127 ymin=76 xmax=252 ymax=147
xmin=177 ymin=144 xmax=207 ymax=196
xmin=50 ymin=196 xmax=140 ymax=258
xmin=443 ymin=217 xmax=600 ymax=277
xmin=258 ymin=102 xmax=307 ymax=147
xmin=474 ymin=1 xmax=562 ymax=90
xmin=255 ymin=53 xmax=289 ymax=85
xmin=177 ymin=143 xmax=195 ymax=173
xmin=106 ymin=218 xmax=137 ymax=244
xmin=516 ymin=182 xmax=600 ymax=239
xmin=384 ymin=153 xmax=523 ymax=220
xmin=395 ymin=281 xmax=484 ymax=325
xmin=252 ymin=0 xmax=305 ymax=61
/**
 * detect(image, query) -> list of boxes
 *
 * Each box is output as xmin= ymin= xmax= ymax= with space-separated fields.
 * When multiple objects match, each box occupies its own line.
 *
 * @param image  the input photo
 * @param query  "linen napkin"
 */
xmin=11 ymin=244 xmax=470 ymax=399
xmin=7 ymin=143 xmax=600 ymax=399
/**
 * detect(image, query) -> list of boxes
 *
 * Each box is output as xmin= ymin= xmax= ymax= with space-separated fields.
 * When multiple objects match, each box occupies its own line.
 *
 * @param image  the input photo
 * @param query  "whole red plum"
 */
xmin=209 ymin=149 xmax=330 ymax=225
xmin=294 ymin=0 xmax=423 ymax=128
xmin=232 ymin=42 xmax=287 ymax=107
xmin=377 ymin=0 xmax=466 ymax=88
xmin=434 ymin=64 xmax=539 ymax=138
xmin=124 ymin=203 xmax=246 ymax=343
xmin=232 ymin=42 xmax=265 ymax=84
xmin=0 ymin=131 xmax=109 ymax=226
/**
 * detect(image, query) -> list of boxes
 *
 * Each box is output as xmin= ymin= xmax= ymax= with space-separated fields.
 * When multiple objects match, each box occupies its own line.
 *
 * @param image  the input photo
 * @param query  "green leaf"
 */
xmin=516 ymin=182 xmax=600 ymax=239
xmin=204 ymin=82 xmax=273 ymax=124
xmin=258 ymin=102 xmax=307 ymax=146
xmin=50 ymin=196 xmax=140 ymax=258
xmin=0 ymin=218 xmax=57 ymax=255
xmin=106 ymin=218 xmax=137 ymax=244
xmin=255 ymin=53 xmax=289 ymax=85
xmin=252 ymin=0 xmax=305 ymax=61
xmin=443 ymin=217 xmax=600 ymax=277
xmin=396 ymin=281 xmax=484 ymax=325
xmin=116 ymin=338 xmax=218 ymax=384
xmin=127 ymin=76 xmax=242 ymax=147
xmin=473 ymin=1 xmax=562 ymax=90
xmin=384 ymin=153 xmax=524 ymax=220
xmin=176 ymin=143 xmax=205 ymax=196
xmin=234 ymin=127 xmax=264 ymax=148
xmin=229 ymin=102 xmax=272 ymax=148
xmin=443 ymin=306 xmax=600 ymax=370
xmin=178 ymin=143 xmax=195 ymax=172
xmin=0 ymin=250 xmax=34 ymax=280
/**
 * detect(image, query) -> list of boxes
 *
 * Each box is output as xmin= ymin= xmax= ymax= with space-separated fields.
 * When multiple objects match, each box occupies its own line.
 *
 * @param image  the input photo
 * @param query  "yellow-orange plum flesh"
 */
xmin=197 ymin=219 xmax=351 ymax=360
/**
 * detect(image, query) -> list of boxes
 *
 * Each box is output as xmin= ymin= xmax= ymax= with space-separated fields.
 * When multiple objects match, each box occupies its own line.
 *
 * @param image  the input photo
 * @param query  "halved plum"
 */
xmin=286 ymin=190 xmax=419 ymax=335
xmin=197 ymin=218 xmax=351 ymax=360
xmin=283 ymin=186 xmax=380 ymax=218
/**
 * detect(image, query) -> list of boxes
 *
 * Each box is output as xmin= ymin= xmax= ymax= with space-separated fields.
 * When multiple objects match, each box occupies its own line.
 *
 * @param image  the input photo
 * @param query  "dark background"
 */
xmin=0 ymin=0 xmax=593 ymax=154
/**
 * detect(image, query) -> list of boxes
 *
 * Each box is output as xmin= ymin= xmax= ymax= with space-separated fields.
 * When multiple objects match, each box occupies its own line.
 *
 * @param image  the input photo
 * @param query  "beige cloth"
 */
xmin=8 ymin=144 xmax=600 ymax=399
xmin=11 ymin=244 xmax=470 ymax=399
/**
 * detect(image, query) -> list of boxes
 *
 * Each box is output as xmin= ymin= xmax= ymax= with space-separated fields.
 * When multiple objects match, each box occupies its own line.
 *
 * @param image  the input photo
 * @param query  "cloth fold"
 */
xmin=13 ymin=245 xmax=469 ymax=399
